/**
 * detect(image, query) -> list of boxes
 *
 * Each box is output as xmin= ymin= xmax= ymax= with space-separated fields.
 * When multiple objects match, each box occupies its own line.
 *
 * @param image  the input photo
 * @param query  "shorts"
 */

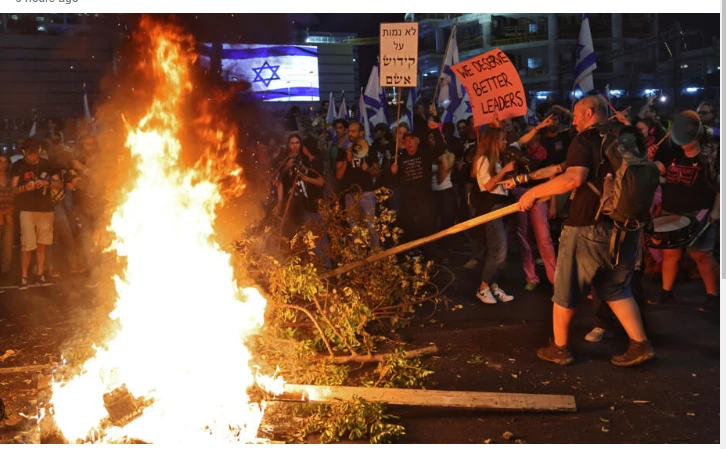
xmin=552 ymin=222 xmax=637 ymax=309
xmin=19 ymin=211 xmax=54 ymax=252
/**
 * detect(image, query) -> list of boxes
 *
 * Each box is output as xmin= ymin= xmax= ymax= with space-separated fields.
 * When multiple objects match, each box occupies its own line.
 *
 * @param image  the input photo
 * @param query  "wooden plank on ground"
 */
xmin=274 ymin=384 xmax=576 ymax=412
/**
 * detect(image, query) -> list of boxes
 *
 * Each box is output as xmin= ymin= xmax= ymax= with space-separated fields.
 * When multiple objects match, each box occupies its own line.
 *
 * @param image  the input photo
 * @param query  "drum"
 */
xmin=646 ymin=214 xmax=698 ymax=249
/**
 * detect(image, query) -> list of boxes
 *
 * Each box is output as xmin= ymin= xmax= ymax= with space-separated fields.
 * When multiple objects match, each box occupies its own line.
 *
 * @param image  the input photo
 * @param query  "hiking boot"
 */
xmin=611 ymin=339 xmax=656 ymax=367
xmin=524 ymin=282 xmax=538 ymax=292
xmin=492 ymin=286 xmax=514 ymax=303
xmin=536 ymin=339 xmax=574 ymax=366
xmin=476 ymin=288 xmax=497 ymax=305
xmin=463 ymin=259 xmax=480 ymax=270
xmin=37 ymin=274 xmax=51 ymax=286
xmin=19 ymin=277 xmax=28 ymax=290
xmin=584 ymin=327 xmax=615 ymax=343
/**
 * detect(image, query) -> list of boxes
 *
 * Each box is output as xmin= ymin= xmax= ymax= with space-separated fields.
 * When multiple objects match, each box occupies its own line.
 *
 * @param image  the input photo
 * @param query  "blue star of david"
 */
xmin=465 ymin=100 xmax=472 ymax=113
xmin=251 ymin=61 xmax=281 ymax=87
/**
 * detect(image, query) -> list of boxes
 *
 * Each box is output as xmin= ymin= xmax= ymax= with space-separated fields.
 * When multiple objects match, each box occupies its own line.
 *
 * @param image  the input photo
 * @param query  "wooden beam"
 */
xmin=323 ymin=345 xmax=438 ymax=364
xmin=0 ymin=364 xmax=53 ymax=375
xmin=321 ymin=198 xmax=548 ymax=279
xmin=272 ymin=384 xmax=576 ymax=413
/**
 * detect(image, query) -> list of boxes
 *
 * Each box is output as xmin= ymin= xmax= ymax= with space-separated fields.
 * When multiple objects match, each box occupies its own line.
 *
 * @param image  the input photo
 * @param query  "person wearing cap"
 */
xmin=650 ymin=110 xmax=720 ymax=311
xmin=11 ymin=138 xmax=59 ymax=289
xmin=391 ymin=131 xmax=435 ymax=255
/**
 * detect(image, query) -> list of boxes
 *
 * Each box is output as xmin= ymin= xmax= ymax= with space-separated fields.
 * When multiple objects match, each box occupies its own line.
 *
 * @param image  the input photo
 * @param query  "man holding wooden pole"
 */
xmin=516 ymin=95 xmax=654 ymax=367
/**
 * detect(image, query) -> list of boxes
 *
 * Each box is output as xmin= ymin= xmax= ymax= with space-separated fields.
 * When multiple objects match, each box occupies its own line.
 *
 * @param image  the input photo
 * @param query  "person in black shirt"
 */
xmin=518 ymin=95 xmax=654 ymax=367
xmin=651 ymin=110 xmax=720 ymax=310
xmin=273 ymin=134 xmax=306 ymax=238
xmin=11 ymin=139 xmax=60 ymax=289
xmin=300 ymin=136 xmax=329 ymax=264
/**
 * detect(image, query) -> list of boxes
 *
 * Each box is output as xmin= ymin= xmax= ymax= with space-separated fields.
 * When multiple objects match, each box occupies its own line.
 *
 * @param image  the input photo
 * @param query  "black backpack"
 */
xmin=589 ymin=122 xmax=661 ymax=231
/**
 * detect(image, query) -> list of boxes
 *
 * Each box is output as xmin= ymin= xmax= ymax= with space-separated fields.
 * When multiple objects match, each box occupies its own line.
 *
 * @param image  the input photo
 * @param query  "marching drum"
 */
xmin=646 ymin=214 xmax=698 ymax=249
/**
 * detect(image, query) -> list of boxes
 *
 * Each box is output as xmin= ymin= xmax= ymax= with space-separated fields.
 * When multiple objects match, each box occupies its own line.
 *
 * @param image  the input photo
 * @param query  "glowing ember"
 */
xmin=51 ymin=19 xmax=273 ymax=443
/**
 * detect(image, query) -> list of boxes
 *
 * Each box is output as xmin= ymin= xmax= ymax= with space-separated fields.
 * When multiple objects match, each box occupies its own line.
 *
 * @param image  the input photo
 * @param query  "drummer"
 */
xmin=649 ymin=110 xmax=720 ymax=310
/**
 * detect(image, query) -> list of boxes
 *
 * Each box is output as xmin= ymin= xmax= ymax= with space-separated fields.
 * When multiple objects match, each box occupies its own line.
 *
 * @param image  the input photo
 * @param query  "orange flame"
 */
xmin=50 ymin=18 xmax=273 ymax=443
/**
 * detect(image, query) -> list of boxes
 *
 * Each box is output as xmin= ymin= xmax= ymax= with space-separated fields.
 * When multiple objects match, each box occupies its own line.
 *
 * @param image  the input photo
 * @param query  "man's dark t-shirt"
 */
xmin=336 ymin=149 xmax=378 ymax=192
xmin=656 ymin=144 xmax=718 ymax=214
xmin=564 ymin=127 xmax=613 ymax=227
xmin=541 ymin=129 xmax=573 ymax=167
xmin=398 ymin=149 xmax=434 ymax=203
xmin=11 ymin=158 xmax=54 ymax=212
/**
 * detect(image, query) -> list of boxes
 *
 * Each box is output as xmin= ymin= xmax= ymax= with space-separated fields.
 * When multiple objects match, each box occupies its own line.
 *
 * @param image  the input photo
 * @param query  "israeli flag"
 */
xmin=573 ymin=14 xmax=597 ymax=95
xmin=442 ymin=89 xmax=472 ymax=127
xmin=437 ymin=25 xmax=463 ymax=110
xmin=525 ymin=94 xmax=540 ymax=125
xmin=363 ymin=58 xmax=389 ymax=127
xmin=326 ymin=91 xmax=337 ymax=125
xmin=357 ymin=88 xmax=372 ymax=143
xmin=337 ymin=91 xmax=348 ymax=120
xmin=198 ymin=43 xmax=320 ymax=102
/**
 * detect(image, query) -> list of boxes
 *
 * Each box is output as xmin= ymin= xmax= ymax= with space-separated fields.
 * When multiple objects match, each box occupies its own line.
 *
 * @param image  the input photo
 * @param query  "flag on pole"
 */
xmin=363 ymin=58 xmax=389 ymax=127
xmin=573 ymin=14 xmax=597 ymax=95
xmin=358 ymin=88 xmax=371 ymax=143
xmin=337 ymin=91 xmax=348 ymax=120
xmin=437 ymin=25 xmax=463 ymax=109
xmin=28 ymin=120 xmax=36 ymax=138
xmin=326 ymin=91 xmax=337 ymax=124
xmin=405 ymin=87 xmax=417 ymax=130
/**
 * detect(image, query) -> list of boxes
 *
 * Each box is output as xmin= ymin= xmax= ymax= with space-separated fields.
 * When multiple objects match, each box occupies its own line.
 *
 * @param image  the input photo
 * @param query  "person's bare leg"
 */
xmin=661 ymin=248 xmax=682 ymax=291
xmin=36 ymin=245 xmax=46 ymax=276
xmin=21 ymin=251 xmax=32 ymax=278
xmin=690 ymin=250 xmax=718 ymax=295
xmin=608 ymin=297 xmax=647 ymax=342
xmin=553 ymin=303 xmax=576 ymax=347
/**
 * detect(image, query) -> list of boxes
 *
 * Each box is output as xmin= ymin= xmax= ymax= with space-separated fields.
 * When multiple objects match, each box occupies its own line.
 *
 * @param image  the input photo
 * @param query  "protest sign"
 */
xmin=451 ymin=48 xmax=527 ymax=126
xmin=379 ymin=22 xmax=418 ymax=87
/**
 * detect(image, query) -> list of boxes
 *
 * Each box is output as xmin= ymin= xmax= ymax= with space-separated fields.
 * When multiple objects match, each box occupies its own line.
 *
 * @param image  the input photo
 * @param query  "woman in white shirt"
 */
xmin=469 ymin=126 xmax=516 ymax=305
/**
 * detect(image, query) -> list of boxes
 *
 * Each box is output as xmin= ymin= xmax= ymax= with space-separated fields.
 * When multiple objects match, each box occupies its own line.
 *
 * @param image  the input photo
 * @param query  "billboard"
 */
xmin=198 ymin=43 xmax=320 ymax=102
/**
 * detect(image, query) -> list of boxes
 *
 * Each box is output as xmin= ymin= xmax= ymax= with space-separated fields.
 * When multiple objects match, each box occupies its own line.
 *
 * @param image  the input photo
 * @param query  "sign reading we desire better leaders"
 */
xmin=451 ymin=48 xmax=528 ymax=126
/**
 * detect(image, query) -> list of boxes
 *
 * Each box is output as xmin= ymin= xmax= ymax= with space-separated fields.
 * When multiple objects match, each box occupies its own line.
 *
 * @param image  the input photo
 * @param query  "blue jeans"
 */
xmin=553 ymin=222 xmax=638 ymax=309
xmin=479 ymin=203 xmax=508 ymax=285
xmin=345 ymin=191 xmax=379 ymax=248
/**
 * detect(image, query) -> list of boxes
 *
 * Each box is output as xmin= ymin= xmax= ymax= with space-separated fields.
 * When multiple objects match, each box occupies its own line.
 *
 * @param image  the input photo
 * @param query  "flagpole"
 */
xmin=394 ymin=87 xmax=403 ymax=166
xmin=432 ymin=21 xmax=458 ymax=117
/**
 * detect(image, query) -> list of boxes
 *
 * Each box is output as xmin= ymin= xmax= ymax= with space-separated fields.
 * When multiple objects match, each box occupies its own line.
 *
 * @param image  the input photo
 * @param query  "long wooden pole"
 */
xmin=272 ymin=384 xmax=576 ymax=412
xmin=394 ymin=86 xmax=403 ymax=166
xmin=655 ymin=131 xmax=671 ymax=147
xmin=321 ymin=198 xmax=549 ymax=279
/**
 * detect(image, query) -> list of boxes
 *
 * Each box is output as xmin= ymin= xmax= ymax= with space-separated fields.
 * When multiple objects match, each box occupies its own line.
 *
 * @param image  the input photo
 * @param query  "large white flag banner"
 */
xmin=199 ymin=43 xmax=320 ymax=102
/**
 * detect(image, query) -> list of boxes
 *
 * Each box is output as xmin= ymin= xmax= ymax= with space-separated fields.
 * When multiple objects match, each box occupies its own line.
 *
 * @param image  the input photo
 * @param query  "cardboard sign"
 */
xmin=451 ymin=49 xmax=527 ymax=126
xmin=379 ymin=22 xmax=418 ymax=87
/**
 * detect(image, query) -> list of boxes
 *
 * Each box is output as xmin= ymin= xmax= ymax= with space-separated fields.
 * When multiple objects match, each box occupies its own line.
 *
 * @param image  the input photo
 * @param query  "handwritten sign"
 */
xmin=451 ymin=48 xmax=527 ymax=126
xmin=379 ymin=22 xmax=418 ymax=87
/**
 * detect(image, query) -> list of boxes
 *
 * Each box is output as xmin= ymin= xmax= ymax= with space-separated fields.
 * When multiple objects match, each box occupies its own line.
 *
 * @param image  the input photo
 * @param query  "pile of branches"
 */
xmin=232 ymin=188 xmax=447 ymax=443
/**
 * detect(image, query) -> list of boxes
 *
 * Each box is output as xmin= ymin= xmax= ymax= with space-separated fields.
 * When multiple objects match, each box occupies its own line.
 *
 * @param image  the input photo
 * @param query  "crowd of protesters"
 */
xmin=243 ymin=93 xmax=719 ymax=366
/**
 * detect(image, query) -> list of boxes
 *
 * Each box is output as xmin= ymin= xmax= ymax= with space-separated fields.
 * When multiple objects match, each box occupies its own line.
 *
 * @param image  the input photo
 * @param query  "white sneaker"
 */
xmin=584 ymin=327 xmax=614 ymax=342
xmin=476 ymin=288 xmax=497 ymax=304
xmin=492 ymin=286 xmax=514 ymax=303
xmin=463 ymin=259 xmax=480 ymax=270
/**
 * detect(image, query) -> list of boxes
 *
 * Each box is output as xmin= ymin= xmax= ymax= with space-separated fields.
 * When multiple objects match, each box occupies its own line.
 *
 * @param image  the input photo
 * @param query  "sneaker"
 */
xmin=611 ymin=339 xmax=656 ymax=367
xmin=584 ymin=327 xmax=616 ymax=343
xmin=492 ymin=286 xmax=514 ymax=303
xmin=699 ymin=294 xmax=719 ymax=312
xmin=463 ymin=259 xmax=480 ymax=270
xmin=37 ymin=274 xmax=51 ymax=286
xmin=524 ymin=282 xmax=538 ymax=292
xmin=536 ymin=339 xmax=574 ymax=366
xmin=476 ymin=288 xmax=497 ymax=305
xmin=19 ymin=277 xmax=28 ymax=290
xmin=648 ymin=289 xmax=675 ymax=305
